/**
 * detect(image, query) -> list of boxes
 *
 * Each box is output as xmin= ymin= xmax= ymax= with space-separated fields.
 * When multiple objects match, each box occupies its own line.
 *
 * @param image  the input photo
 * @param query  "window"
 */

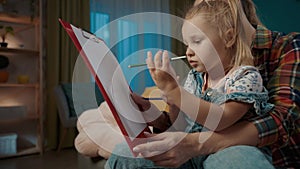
xmin=90 ymin=1 xmax=170 ymax=94
xmin=90 ymin=12 xmax=110 ymax=45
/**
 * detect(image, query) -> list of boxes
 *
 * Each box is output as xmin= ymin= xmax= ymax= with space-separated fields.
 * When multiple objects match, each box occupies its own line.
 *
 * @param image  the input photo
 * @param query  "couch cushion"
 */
xmin=61 ymin=83 xmax=104 ymax=117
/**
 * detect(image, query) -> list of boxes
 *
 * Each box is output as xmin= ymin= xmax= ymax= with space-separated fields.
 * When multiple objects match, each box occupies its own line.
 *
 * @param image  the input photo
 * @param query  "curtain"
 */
xmin=90 ymin=0 xmax=171 ymax=94
xmin=90 ymin=0 xmax=196 ymax=91
xmin=46 ymin=0 xmax=90 ymax=149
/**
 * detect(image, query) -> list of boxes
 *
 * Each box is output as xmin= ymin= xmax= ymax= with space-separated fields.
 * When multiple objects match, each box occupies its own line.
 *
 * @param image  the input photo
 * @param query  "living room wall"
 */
xmin=253 ymin=0 xmax=300 ymax=33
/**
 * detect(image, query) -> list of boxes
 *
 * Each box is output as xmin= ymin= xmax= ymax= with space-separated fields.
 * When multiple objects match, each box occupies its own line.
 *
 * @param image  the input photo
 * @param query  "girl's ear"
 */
xmin=224 ymin=28 xmax=236 ymax=48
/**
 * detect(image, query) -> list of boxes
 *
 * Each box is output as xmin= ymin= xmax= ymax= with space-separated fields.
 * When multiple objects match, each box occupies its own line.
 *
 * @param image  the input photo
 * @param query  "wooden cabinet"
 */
xmin=0 ymin=1 xmax=43 ymax=158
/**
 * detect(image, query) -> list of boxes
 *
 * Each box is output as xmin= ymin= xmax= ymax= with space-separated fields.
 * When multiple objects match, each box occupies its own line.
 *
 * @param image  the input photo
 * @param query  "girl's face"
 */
xmin=182 ymin=16 xmax=230 ymax=73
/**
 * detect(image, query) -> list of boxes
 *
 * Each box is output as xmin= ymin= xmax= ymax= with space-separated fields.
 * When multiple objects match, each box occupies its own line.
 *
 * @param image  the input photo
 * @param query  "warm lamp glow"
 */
xmin=0 ymin=99 xmax=24 ymax=107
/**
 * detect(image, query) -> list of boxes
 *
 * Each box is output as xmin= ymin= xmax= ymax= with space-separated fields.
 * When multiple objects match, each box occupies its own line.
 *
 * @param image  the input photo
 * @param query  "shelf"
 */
xmin=0 ymin=12 xmax=39 ymax=25
xmin=0 ymin=48 xmax=39 ymax=56
xmin=0 ymin=117 xmax=38 ymax=123
xmin=0 ymin=105 xmax=26 ymax=121
xmin=0 ymin=83 xmax=39 ymax=88
xmin=0 ymin=0 xmax=43 ymax=159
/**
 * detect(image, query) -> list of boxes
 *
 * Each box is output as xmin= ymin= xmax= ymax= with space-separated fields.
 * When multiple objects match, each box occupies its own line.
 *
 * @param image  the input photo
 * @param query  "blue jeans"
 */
xmin=105 ymin=143 xmax=275 ymax=169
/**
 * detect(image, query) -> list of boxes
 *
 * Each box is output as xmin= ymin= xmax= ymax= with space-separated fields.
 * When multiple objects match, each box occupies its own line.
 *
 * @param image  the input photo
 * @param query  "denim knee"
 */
xmin=203 ymin=145 xmax=274 ymax=169
xmin=105 ymin=143 xmax=157 ymax=169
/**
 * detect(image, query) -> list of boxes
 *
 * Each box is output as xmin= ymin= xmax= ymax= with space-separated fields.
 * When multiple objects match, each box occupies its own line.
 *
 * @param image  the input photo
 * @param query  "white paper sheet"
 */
xmin=72 ymin=25 xmax=148 ymax=140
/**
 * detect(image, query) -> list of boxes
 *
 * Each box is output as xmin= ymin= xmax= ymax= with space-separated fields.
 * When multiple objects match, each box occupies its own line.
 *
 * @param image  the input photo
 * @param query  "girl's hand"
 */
xmin=130 ymin=92 xmax=151 ymax=111
xmin=130 ymin=93 xmax=170 ymax=130
xmin=146 ymin=51 xmax=179 ymax=96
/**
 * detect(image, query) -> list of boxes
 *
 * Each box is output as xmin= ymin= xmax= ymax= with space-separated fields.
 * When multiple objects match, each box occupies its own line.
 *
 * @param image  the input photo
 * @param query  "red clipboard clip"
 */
xmin=80 ymin=28 xmax=104 ymax=44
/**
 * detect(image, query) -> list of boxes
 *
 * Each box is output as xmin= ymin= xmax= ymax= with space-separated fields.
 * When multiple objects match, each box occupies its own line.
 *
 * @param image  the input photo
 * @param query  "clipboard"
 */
xmin=59 ymin=19 xmax=152 ymax=157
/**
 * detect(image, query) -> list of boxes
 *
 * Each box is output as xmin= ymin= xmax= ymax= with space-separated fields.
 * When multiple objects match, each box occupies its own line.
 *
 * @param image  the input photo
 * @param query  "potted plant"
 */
xmin=0 ymin=55 xmax=9 ymax=82
xmin=0 ymin=25 xmax=14 ymax=47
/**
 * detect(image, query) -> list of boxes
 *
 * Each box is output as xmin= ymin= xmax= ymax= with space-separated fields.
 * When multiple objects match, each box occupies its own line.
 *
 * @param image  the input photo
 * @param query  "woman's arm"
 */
xmin=133 ymin=121 xmax=259 ymax=168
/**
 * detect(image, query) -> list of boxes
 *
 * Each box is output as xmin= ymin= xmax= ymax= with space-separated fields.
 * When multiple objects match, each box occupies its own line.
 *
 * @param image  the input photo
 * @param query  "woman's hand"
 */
xmin=146 ymin=51 xmax=179 ymax=96
xmin=132 ymin=121 xmax=260 ymax=168
xmin=133 ymin=131 xmax=213 ymax=168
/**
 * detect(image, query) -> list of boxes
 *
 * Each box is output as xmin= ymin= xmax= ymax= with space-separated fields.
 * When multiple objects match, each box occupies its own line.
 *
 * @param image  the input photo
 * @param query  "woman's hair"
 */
xmin=240 ymin=0 xmax=262 ymax=26
xmin=186 ymin=0 xmax=254 ymax=68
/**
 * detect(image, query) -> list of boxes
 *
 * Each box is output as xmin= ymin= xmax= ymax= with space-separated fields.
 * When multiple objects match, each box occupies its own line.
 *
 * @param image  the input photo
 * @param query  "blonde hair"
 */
xmin=186 ymin=0 xmax=254 ymax=68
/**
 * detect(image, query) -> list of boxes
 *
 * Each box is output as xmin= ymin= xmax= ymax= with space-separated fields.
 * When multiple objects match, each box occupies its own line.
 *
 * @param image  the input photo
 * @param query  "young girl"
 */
xmin=146 ymin=0 xmax=274 ymax=134
xmin=106 ymin=1 xmax=275 ymax=168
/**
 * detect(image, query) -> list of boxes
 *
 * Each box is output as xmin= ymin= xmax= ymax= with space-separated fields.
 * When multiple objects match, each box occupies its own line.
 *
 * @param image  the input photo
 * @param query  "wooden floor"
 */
xmin=0 ymin=148 xmax=107 ymax=169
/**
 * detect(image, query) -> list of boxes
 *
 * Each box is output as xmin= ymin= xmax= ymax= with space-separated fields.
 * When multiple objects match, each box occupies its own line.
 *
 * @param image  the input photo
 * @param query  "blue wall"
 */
xmin=253 ymin=0 xmax=300 ymax=33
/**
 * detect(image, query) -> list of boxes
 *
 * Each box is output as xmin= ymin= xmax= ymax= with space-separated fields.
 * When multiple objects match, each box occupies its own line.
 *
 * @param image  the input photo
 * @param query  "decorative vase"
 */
xmin=17 ymin=75 xmax=29 ymax=84
xmin=0 ymin=42 xmax=8 ymax=47
xmin=0 ymin=70 xmax=9 ymax=82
